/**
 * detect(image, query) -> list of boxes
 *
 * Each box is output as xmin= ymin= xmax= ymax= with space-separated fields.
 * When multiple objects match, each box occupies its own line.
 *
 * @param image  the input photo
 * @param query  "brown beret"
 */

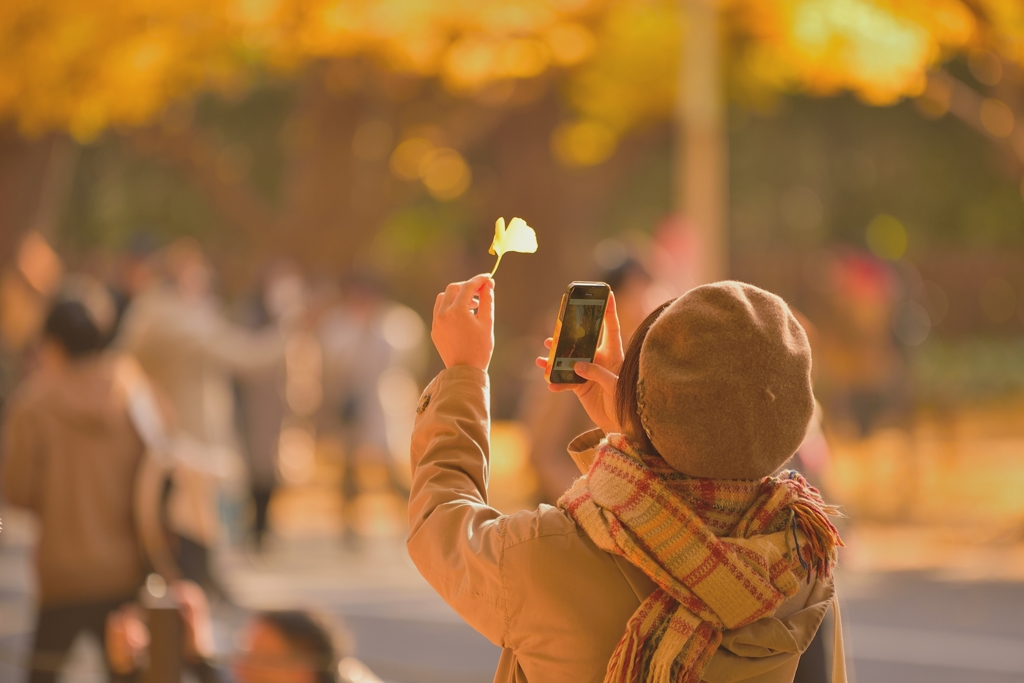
xmin=637 ymin=281 xmax=813 ymax=479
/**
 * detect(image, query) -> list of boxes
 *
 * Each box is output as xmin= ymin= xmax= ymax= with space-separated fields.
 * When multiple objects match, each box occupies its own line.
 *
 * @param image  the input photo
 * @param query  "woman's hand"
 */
xmin=104 ymin=580 xmax=214 ymax=674
xmin=431 ymin=274 xmax=495 ymax=372
xmin=535 ymin=293 xmax=623 ymax=435
xmin=172 ymin=580 xmax=214 ymax=663
xmin=106 ymin=605 xmax=149 ymax=675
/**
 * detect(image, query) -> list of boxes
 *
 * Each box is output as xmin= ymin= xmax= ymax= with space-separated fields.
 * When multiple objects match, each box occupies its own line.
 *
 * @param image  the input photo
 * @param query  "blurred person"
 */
xmin=73 ymin=236 xmax=160 ymax=345
xmin=106 ymin=581 xmax=382 ymax=683
xmin=1 ymin=282 xmax=149 ymax=683
xmin=0 ymin=288 xmax=29 ymax=419
xmin=821 ymin=254 xmax=909 ymax=438
xmin=117 ymin=238 xmax=288 ymax=593
xmin=235 ymin=262 xmax=307 ymax=551
xmin=317 ymin=272 xmax=424 ymax=542
xmin=784 ymin=311 xmax=831 ymax=491
xmin=519 ymin=257 xmax=655 ymax=502
xmin=408 ymin=275 xmax=845 ymax=683
xmin=783 ymin=399 xmax=836 ymax=682
xmin=73 ymin=248 xmax=121 ymax=337
xmin=784 ymin=311 xmax=839 ymax=683
xmin=109 ymin=234 xmax=161 ymax=334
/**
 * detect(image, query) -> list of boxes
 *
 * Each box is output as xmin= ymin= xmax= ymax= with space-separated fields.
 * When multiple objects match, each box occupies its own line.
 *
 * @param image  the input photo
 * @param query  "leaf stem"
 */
xmin=490 ymin=252 xmax=503 ymax=277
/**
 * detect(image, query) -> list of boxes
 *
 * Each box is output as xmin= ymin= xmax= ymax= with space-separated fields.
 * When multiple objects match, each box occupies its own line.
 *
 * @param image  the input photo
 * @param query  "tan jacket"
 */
xmin=408 ymin=367 xmax=844 ymax=683
xmin=2 ymin=353 xmax=146 ymax=606
xmin=117 ymin=286 xmax=284 ymax=544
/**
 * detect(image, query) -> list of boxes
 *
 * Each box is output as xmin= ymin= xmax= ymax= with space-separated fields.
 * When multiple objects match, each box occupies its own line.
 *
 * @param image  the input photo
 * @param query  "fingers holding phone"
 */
xmin=537 ymin=283 xmax=622 ymax=435
xmin=596 ymin=292 xmax=624 ymax=374
xmin=544 ymin=283 xmax=610 ymax=384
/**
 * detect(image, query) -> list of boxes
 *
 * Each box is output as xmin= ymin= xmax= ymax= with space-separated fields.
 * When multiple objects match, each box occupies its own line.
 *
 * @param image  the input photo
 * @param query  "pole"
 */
xmin=674 ymin=0 xmax=727 ymax=287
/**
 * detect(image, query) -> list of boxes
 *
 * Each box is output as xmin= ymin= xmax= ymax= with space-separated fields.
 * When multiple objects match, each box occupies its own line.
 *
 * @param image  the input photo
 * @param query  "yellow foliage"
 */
xmin=0 ymin=0 xmax=247 ymax=140
xmin=865 ymin=213 xmax=908 ymax=260
xmin=0 ymin=0 xmax=1001 ymax=149
xmin=552 ymin=0 xmax=979 ymax=166
xmin=420 ymin=148 xmax=472 ymax=201
xmin=0 ymin=0 xmax=594 ymax=139
xmin=552 ymin=119 xmax=617 ymax=166
xmin=975 ymin=0 xmax=1024 ymax=64
xmin=567 ymin=1 xmax=680 ymax=131
xmin=731 ymin=0 xmax=974 ymax=105
xmin=389 ymin=135 xmax=472 ymax=200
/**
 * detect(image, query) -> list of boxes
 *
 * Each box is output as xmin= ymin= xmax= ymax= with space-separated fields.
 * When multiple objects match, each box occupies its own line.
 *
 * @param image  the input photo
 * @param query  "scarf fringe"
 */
xmin=607 ymin=615 xmax=649 ymax=683
xmin=783 ymin=472 xmax=845 ymax=579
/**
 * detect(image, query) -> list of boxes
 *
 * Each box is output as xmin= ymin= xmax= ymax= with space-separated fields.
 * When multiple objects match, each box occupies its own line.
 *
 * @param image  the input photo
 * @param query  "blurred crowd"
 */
xmin=0 ymin=235 xmax=424 ymax=681
xmin=0 ymin=225 xmax=1006 ymax=682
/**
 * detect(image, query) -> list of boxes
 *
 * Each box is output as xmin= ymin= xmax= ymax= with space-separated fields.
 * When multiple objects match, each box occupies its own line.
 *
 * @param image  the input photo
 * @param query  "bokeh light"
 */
xmin=892 ymin=300 xmax=931 ymax=345
xmin=866 ymin=213 xmax=908 ymax=260
xmin=545 ymin=22 xmax=595 ymax=66
xmin=278 ymin=424 xmax=317 ymax=485
xmin=390 ymin=137 xmax=435 ymax=181
xmin=419 ymin=148 xmax=472 ymax=201
xmin=17 ymin=233 xmax=63 ymax=295
xmin=979 ymin=98 xmax=1015 ymax=138
xmin=552 ymin=119 xmax=617 ymax=167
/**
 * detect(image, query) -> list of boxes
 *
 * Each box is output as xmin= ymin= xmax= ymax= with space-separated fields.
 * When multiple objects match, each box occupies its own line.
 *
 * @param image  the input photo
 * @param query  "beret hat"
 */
xmin=637 ymin=281 xmax=814 ymax=479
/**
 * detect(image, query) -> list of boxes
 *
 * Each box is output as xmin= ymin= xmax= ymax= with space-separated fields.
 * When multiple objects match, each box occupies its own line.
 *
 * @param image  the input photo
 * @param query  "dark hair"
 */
xmin=257 ymin=610 xmax=352 ymax=683
xmin=614 ymin=299 xmax=675 ymax=453
xmin=602 ymin=257 xmax=651 ymax=293
xmin=43 ymin=300 xmax=105 ymax=357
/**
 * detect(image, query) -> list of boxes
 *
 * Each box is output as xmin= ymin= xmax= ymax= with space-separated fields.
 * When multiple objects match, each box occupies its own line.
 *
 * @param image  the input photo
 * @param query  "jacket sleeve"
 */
xmin=406 ymin=366 xmax=508 ymax=647
xmin=117 ymin=299 xmax=284 ymax=376
xmin=1 ymin=397 xmax=43 ymax=511
xmin=189 ymin=313 xmax=285 ymax=376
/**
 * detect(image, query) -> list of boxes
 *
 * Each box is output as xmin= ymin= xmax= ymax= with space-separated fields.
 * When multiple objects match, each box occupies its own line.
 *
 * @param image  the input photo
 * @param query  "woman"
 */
xmin=117 ymin=239 xmax=287 ymax=591
xmin=407 ymin=275 xmax=845 ymax=683
xmin=2 ymin=288 xmax=147 ymax=683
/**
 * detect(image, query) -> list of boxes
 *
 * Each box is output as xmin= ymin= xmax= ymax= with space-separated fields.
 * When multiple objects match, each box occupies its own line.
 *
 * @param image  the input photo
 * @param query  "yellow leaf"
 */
xmin=489 ymin=216 xmax=537 ymax=276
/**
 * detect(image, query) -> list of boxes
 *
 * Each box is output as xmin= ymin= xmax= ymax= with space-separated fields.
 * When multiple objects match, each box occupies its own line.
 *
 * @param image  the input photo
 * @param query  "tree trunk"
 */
xmin=673 ymin=0 xmax=727 ymax=287
xmin=0 ymin=131 xmax=76 ymax=267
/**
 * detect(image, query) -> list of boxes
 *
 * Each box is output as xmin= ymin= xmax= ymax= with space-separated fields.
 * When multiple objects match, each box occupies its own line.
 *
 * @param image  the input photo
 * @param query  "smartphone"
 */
xmin=139 ymin=575 xmax=183 ymax=683
xmin=545 ymin=281 xmax=611 ymax=384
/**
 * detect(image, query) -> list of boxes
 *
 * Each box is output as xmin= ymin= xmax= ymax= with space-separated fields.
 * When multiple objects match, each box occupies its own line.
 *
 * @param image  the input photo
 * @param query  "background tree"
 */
xmin=0 ymin=0 xmax=1013 ymax=274
xmin=2 ymin=0 xmax=1023 ymax=413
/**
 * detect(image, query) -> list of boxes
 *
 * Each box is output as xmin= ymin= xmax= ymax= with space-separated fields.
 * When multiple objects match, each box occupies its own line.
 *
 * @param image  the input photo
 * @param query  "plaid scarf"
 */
xmin=557 ymin=434 xmax=843 ymax=683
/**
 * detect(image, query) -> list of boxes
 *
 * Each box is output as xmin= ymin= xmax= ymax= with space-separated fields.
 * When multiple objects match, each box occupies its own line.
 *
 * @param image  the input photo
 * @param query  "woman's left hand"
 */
xmin=535 ymin=292 xmax=624 ymax=435
xmin=431 ymin=274 xmax=495 ymax=372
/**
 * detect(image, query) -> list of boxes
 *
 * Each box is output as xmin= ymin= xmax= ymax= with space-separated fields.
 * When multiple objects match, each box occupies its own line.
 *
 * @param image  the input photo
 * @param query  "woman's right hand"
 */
xmin=104 ymin=580 xmax=213 ymax=674
xmin=432 ymin=274 xmax=495 ymax=372
xmin=105 ymin=605 xmax=149 ymax=675
xmin=535 ymin=293 xmax=624 ymax=435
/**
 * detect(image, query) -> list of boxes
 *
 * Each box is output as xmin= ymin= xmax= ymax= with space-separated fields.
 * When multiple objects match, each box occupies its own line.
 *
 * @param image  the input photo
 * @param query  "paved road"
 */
xmin=1 ymin=510 xmax=1022 ymax=683
xmin=840 ymin=571 xmax=1024 ymax=683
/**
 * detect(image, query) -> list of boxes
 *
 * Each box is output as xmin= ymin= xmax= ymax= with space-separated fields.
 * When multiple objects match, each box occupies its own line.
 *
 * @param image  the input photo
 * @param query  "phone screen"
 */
xmin=547 ymin=282 xmax=610 ymax=384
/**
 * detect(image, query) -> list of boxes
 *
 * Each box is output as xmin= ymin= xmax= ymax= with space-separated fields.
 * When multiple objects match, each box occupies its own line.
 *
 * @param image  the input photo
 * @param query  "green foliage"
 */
xmin=912 ymin=338 xmax=1024 ymax=404
xmin=729 ymin=93 xmax=1024 ymax=253
xmin=61 ymin=139 xmax=222 ymax=251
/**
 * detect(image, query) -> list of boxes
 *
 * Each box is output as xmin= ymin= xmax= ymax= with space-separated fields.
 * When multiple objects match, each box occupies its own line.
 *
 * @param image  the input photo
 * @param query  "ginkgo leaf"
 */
xmin=489 ymin=217 xmax=538 ymax=276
